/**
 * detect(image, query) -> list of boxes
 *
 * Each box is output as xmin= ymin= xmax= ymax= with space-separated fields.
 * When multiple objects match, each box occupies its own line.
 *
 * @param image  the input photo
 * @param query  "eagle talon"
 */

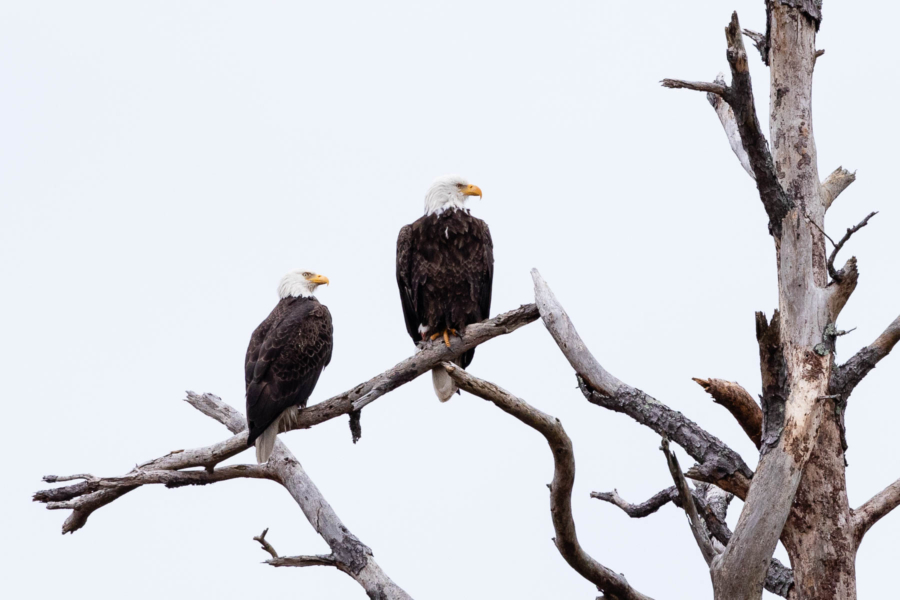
xmin=443 ymin=330 xmax=451 ymax=348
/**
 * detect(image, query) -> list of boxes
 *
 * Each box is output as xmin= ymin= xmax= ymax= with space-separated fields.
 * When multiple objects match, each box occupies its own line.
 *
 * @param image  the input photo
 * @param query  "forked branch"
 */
xmin=443 ymin=363 xmax=653 ymax=600
xmin=531 ymin=269 xmax=753 ymax=498
xmin=827 ymin=212 xmax=878 ymax=282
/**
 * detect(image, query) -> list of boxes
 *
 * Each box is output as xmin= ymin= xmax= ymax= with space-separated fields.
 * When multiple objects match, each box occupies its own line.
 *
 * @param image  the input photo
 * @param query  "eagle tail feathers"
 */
xmin=254 ymin=421 xmax=279 ymax=463
xmin=432 ymin=367 xmax=458 ymax=402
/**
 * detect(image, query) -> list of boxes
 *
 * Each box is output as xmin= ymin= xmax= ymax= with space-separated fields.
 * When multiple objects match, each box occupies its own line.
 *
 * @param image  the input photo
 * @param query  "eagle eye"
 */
xmin=302 ymin=271 xmax=312 ymax=278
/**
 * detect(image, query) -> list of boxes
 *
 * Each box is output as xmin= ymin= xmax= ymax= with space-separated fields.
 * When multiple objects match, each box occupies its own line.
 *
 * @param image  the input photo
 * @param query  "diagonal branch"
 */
xmin=821 ymin=167 xmax=857 ymax=210
xmin=661 ymin=438 xmax=719 ymax=565
xmin=663 ymin=12 xmax=793 ymax=237
xmin=692 ymin=378 xmax=762 ymax=448
xmin=594 ymin=485 xmax=794 ymax=597
xmin=37 ymin=393 xmax=414 ymax=599
xmin=706 ymin=73 xmax=755 ymax=179
xmin=443 ymin=363 xmax=654 ymax=600
xmin=830 ymin=314 xmax=900 ymax=401
xmin=531 ymin=269 xmax=753 ymax=499
xmin=852 ymin=478 xmax=900 ymax=547
xmin=827 ymin=211 xmax=878 ymax=282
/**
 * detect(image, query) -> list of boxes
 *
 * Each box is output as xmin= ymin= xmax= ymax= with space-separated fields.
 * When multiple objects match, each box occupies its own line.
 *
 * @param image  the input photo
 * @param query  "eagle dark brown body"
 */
xmin=245 ymin=296 xmax=333 ymax=452
xmin=396 ymin=207 xmax=493 ymax=371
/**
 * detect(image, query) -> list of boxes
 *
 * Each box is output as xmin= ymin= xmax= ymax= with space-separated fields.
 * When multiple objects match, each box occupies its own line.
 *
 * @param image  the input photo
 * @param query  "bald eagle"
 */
xmin=396 ymin=175 xmax=494 ymax=401
xmin=245 ymin=269 xmax=333 ymax=462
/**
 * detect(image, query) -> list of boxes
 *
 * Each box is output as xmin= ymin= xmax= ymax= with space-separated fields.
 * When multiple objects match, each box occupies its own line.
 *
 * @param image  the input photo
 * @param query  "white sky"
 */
xmin=3 ymin=1 xmax=897 ymax=598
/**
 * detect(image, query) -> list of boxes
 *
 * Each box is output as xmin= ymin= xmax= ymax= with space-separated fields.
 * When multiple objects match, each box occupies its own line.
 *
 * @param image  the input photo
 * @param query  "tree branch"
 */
xmin=852 ymin=478 xmax=900 ymax=546
xmin=531 ymin=269 xmax=753 ymax=499
xmin=692 ymin=378 xmax=762 ymax=448
xmin=443 ymin=363 xmax=654 ymax=600
xmin=706 ymin=73 xmax=755 ymax=179
xmin=660 ymin=79 xmax=727 ymax=95
xmin=660 ymin=438 xmax=718 ymax=565
xmin=827 ymin=212 xmax=878 ymax=282
xmin=821 ymin=167 xmax=856 ymax=210
xmin=830 ymin=313 xmax=900 ymax=401
xmin=591 ymin=487 xmax=678 ymax=518
xmin=663 ymin=13 xmax=793 ymax=236
xmin=593 ymin=484 xmax=794 ymax=597
xmin=37 ymin=393 xmax=414 ymax=599
xmin=268 ymin=555 xmax=338 ymax=568
xmin=254 ymin=528 xmax=280 ymax=560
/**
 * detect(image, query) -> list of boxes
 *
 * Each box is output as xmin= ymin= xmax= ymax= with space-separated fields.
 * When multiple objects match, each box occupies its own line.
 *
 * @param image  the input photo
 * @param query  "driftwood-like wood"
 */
xmin=660 ymin=437 xmax=718 ymax=565
xmin=531 ymin=269 xmax=753 ymax=499
xmin=693 ymin=378 xmax=763 ymax=448
xmin=37 ymin=392 xmax=413 ymax=599
xmin=443 ymin=363 xmax=654 ymax=600
xmin=852 ymin=478 xmax=900 ymax=546
xmin=821 ymin=167 xmax=857 ymax=210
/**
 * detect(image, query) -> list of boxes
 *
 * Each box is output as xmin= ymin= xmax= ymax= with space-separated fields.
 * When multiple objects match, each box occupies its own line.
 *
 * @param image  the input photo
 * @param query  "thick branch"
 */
xmin=852 ymin=478 xmax=900 ymax=546
xmin=831 ymin=314 xmax=900 ymax=401
xmin=531 ymin=269 xmax=752 ymax=498
xmin=723 ymin=11 xmax=793 ymax=237
xmin=692 ymin=378 xmax=762 ymax=448
xmin=661 ymin=438 xmax=718 ymax=565
xmin=444 ymin=364 xmax=653 ymax=600
xmin=821 ymin=166 xmax=856 ymax=210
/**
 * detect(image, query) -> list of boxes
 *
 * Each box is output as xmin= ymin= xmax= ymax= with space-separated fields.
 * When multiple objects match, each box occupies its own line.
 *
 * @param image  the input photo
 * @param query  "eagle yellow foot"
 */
xmin=429 ymin=329 xmax=459 ymax=348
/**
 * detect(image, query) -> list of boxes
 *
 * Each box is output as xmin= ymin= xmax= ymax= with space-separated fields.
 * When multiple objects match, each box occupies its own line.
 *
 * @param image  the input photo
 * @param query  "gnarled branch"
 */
xmin=444 ymin=363 xmax=653 ymax=600
xmin=831 ymin=313 xmax=900 ymax=401
xmin=37 ymin=393 xmax=413 ymax=599
xmin=693 ymin=378 xmax=762 ymax=448
xmin=531 ymin=269 xmax=753 ymax=498
xmin=827 ymin=212 xmax=878 ymax=282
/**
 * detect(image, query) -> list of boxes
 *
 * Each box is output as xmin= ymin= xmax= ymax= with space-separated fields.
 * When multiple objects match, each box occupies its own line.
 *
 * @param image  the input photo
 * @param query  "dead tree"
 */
xmin=34 ymin=3 xmax=898 ymax=599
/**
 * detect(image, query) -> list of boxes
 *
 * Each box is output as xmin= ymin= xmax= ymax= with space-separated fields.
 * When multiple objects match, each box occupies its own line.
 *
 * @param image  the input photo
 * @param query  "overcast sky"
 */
xmin=3 ymin=1 xmax=897 ymax=598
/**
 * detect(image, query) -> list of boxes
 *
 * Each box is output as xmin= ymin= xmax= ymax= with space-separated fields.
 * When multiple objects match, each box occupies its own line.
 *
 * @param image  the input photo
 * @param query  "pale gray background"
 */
xmin=2 ymin=1 xmax=896 ymax=598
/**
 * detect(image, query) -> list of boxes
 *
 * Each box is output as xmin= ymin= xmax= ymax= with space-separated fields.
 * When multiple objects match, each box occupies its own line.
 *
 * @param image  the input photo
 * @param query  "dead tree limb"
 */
xmin=663 ymin=12 xmax=793 ymax=237
xmin=531 ymin=269 xmax=753 ymax=499
xmin=852 ymin=478 xmax=900 ymax=547
xmin=37 ymin=393 xmax=413 ymax=599
xmin=660 ymin=437 xmax=718 ymax=565
xmin=692 ymin=378 xmax=763 ymax=448
xmin=443 ymin=363 xmax=654 ymax=600
xmin=822 ymin=167 xmax=857 ymax=210
xmin=827 ymin=212 xmax=878 ymax=282
xmin=706 ymin=73 xmax=755 ymax=179
xmin=830 ymin=314 xmax=900 ymax=402
xmin=594 ymin=484 xmax=794 ymax=598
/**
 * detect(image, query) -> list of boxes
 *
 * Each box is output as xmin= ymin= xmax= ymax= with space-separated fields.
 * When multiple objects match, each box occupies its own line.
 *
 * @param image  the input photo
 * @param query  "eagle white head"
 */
xmin=424 ymin=174 xmax=483 ymax=216
xmin=278 ymin=269 xmax=330 ymax=299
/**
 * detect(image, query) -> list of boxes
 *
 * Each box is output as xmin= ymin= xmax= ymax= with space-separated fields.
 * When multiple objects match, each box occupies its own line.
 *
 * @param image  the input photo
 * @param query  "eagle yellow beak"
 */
xmin=307 ymin=274 xmax=330 ymax=286
xmin=461 ymin=184 xmax=483 ymax=199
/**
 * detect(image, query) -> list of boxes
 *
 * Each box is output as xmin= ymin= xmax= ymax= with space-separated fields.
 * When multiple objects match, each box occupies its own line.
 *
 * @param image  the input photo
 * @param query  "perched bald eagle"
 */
xmin=396 ymin=175 xmax=494 ymax=401
xmin=245 ymin=269 xmax=333 ymax=462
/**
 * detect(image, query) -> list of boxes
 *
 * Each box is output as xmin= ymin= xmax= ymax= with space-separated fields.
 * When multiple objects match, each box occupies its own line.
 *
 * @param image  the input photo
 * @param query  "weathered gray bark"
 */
xmin=444 ymin=363 xmax=654 ymax=600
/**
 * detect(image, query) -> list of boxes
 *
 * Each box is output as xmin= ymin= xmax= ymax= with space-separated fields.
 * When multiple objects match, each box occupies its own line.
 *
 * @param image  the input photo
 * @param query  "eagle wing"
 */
xmin=477 ymin=220 xmax=494 ymax=322
xmin=396 ymin=224 xmax=421 ymax=342
xmin=245 ymin=300 xmax=333 ymax=446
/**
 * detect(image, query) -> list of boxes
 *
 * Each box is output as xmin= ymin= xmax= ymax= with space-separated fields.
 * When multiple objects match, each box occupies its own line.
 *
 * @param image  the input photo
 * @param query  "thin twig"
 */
xmin=828 ymin=212 xmax=878 ymax=281
xmin=254 ymin=528 xmax=279 ymax=560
